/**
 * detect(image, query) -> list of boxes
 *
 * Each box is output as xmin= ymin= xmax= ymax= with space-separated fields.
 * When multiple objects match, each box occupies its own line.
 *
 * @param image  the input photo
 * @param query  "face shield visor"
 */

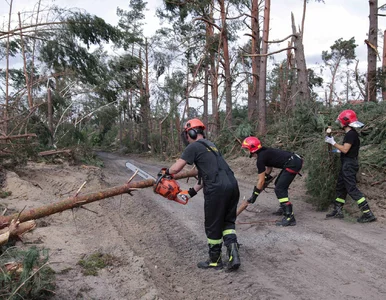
xmin=348 ymin=121 xmax=364 ymax=128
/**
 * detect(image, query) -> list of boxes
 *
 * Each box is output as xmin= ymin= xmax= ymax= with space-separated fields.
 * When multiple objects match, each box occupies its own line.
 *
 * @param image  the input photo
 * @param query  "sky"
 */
xmin=1 ymin=0 xmax=386 ymax=100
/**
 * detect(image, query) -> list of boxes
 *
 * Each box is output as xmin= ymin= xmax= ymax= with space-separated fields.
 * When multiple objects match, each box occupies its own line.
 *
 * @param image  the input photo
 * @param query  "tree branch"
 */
xmin=193 ymin=17 xmax=221 ymax=31
xmin=0 ymin=21 xmax=67 ymax=39
xmin=267 ymin=34 xmax=297 ymax=44
xmin=243 ymin=47 xmax=295 ymax=57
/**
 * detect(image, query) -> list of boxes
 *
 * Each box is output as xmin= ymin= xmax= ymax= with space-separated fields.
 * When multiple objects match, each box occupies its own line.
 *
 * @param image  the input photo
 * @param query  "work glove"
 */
xmin=265 ymin=174 xmax=273 ymax=182
xmin=263 ymin=174 xmax=274 ymax=189
xmin=247 ymin=186 xmax=261 ymax=204
xmin=158 ymin=167 xmax=172 ymax=178
xmin=324 ymin=136 xmax=336 ymax=146
xmin=176 ymin=188 xmax=197 ymax=203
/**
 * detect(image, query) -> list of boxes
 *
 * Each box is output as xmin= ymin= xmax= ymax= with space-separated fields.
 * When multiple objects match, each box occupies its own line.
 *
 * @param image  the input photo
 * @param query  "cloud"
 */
xmin=267 ymin=0 xmax=384 ymax=74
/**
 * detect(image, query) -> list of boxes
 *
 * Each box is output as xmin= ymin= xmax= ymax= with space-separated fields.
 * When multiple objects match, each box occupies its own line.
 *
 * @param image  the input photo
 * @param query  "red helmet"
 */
xmin=336 ymin=110 xmax=364 ymax=128
xmin=242 ymin=136 xmax=262 ymax=153
xmin=184 ymin=118 xmax=206 ymax=131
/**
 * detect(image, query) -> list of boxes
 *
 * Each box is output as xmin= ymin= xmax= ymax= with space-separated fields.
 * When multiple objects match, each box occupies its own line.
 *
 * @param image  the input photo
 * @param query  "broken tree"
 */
xmin=0 ymin=168 xmax=198 ymax=228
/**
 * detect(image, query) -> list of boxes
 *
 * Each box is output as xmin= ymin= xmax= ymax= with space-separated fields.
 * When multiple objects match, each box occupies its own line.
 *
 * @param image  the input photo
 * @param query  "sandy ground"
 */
xmin=2 ymin=151 xmax=386 ymax=300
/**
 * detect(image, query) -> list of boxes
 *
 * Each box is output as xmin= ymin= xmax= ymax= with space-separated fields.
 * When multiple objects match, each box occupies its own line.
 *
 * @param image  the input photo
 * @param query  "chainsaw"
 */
xmin=153 ymin=172 xmax=189 ymax=205
xmin=125 ymin=161 xmax=188 ymax=205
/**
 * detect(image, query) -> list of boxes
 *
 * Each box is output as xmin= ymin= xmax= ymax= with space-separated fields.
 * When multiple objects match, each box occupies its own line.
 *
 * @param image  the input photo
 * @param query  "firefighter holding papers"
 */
xmin=325 ymin=109 xmax=376 ymax=223
xmin=160 ymin=118 xmax=241 ymax=271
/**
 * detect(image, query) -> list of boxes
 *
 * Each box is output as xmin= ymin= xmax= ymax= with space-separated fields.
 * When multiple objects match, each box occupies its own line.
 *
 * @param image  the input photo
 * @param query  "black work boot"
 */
xmin=272 ymin=206 xmax=284 ymax=216
xmin=197 ymin=244 xmax=223 ymax=270
xmin=357 ymin=202 xmax=376 ymax=223
xmin=326 ymin=202 xmax=344 ymax=219
xmin=276 ymin=203 xmax=296 ymax=226
xmin=226 ymin=243 xmax=241 ymax=271
xmin=357 ymin=211 xmax=376 ymax=223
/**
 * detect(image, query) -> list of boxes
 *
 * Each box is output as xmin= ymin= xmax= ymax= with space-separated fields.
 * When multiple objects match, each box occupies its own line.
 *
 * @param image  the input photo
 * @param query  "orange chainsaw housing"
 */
xmin=153 ymin=176 xmax=181 ymax=201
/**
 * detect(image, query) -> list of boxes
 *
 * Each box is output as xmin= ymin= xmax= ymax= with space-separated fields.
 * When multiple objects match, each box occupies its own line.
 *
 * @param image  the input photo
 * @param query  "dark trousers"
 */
xmin=275 ymin=155 xmax=303 ymax=200
xmin=336 ymin=157 xmax=364 ymax=201
xmin=204 ymin=172 xmax=239 ymax=246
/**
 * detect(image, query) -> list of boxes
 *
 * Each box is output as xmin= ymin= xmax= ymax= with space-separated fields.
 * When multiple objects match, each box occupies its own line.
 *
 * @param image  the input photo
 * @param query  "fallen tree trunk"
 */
xmin=0 ymin=133 xmax=37 ymax=140
xmin=38 ymin=149 xmax=72 ymax=156
xmin=0 ymin=168 xmax=198 ymax=228
xmin=0 ymin=220 xmax=36 ymax=245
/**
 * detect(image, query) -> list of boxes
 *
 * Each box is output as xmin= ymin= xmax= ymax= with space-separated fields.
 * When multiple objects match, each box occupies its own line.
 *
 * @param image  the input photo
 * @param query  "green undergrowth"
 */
xmin=0 ymin=246 xmax=55 ymax=300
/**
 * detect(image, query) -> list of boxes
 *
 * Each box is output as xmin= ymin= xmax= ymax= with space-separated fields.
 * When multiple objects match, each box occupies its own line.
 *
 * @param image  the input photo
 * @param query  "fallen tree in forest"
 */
xmin=0 ymin=168 xmax=198 ymax=243
xmin=38 ymin=149 xmax=73 ymax=156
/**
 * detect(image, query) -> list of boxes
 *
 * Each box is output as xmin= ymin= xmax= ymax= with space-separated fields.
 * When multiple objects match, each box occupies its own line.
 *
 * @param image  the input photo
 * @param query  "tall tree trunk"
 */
xmin=169 ymin=118 xmax=175 ymax=154
xmin=207 ymin=10 xmax=219 ymax=137
xmin=327 ymin=58 xmax=341 ymax=107
xmin=185 ymin=55 xmax=190 ymax=117
xmin=248 ymin=0 xmax=260 ymax=123
xmin=203 ymin=65 xmax=209 ymax=128
xmin=279 ymin=63 xmax=289 ymax=113
xmin=126 ymin=89 xmax=131 ymax=145
xmin=18 ymin=12 xmax=33 ymax=109
xmin=47 ymin=86 xmax=53 ymax=146
xmin=258 ymin=0 xmax=270 ymax=136
xmin=300 ymin=0 xmax=307 ymax=42
xmin=139 ymin=47 xmax=149 ymax=150
xmin=367 ymin=0 xmax=378 ymax=102
xmin=29 ymin=0 xmax=42 ymax=105
xmin=119 ymin=97 xmax=123 ymax=147
xmin=129 ymin=45 xmax=135 ymax=145
xmin=382 ymin=31 xmax=386 ymax=101
xmin=345 ymin=69 xmax=350 ymax=101
xmin=291 ymin=13 xmax=310 ymax=104
xmin=145 ymin=38 xmax=151 ymax=152
xmin=218 ymin=0 xmax=232 ymax=127
xmin=4 ymin=0 xmax=13 ymax=135
xmin=289 ymin=42 xmax=297 ymax=109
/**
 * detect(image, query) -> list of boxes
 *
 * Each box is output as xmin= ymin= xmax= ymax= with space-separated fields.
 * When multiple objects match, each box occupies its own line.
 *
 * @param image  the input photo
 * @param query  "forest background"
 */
xmin=1 ymin=0 xmax=386 ymax=222
xmin=1 ymin=0 xmax=386 ymax=298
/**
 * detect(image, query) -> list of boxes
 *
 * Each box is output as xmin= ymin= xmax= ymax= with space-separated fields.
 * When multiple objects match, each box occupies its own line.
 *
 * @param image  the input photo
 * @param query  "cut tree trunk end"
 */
xmin=0 ymin=220 xmax=36 ymax=246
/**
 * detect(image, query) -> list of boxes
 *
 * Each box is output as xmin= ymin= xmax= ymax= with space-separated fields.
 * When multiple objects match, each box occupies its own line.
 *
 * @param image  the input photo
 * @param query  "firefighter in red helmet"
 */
xmin=159 ymin=118 xmax=241 ymax=271
xmin=325 ymin=109 xmax=376 ymax=223
xmin=241 ymin=136 xmax=303 ymax=226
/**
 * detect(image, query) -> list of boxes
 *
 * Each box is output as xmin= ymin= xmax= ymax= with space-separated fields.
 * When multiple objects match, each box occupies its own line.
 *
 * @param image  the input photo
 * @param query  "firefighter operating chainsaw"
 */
xmin=159 ymin=118 xmax=241 ymax=272
xmin=127 ymin=119 xmax=241 ymax=272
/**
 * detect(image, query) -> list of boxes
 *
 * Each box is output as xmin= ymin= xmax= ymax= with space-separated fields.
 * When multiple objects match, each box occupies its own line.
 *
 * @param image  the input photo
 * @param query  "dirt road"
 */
xmin=4 ymin=152 xmax=386 ymax=300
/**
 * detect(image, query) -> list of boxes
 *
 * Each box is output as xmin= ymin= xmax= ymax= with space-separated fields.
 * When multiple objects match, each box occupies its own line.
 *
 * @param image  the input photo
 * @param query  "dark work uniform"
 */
xmin=335 ymin=129 xmax=365 ymax=205
xmin=256 ymin=147 xmax=303 ymax=203
xmin=181 ymin=139 xmax=239 ymax=247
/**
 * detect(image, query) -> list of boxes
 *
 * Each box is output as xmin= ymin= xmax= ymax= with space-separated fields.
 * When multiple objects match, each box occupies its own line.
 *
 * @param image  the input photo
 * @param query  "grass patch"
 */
xmin=77 ymin=252 xmax=115 ymax=276
xmin=0 ymin=190 xmax=12 ymax=198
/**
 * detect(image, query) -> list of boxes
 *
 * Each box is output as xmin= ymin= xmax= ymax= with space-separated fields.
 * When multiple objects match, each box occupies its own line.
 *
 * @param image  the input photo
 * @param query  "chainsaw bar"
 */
xmin=125 ymin=161 xmax=156 ymax=181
